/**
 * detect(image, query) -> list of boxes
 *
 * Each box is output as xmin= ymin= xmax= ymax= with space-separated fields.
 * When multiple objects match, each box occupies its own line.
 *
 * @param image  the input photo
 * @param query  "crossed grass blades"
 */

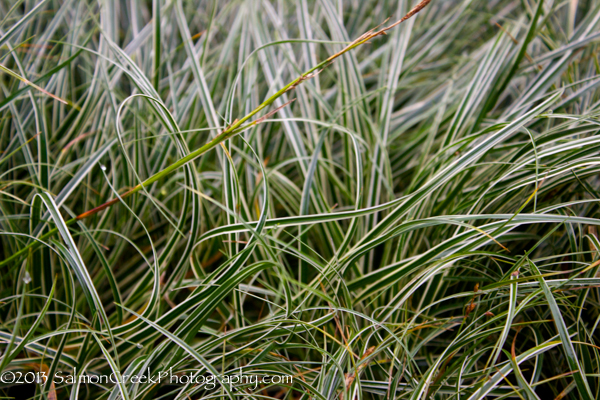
xmin=1 ymin=0 xmax=600 ymax=399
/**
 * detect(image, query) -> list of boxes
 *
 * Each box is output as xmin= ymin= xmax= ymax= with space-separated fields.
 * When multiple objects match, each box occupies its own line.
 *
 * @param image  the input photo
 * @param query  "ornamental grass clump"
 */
xmin=1 ymin=1 xmax=600 ymax=399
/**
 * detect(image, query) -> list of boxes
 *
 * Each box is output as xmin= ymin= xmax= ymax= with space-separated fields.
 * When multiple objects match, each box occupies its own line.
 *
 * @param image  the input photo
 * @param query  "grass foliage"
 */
xmin=2 ymin=0 xmax=600 ymax=399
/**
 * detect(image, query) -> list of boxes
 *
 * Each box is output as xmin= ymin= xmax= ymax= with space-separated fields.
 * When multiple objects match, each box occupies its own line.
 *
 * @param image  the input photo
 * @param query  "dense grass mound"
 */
xmin=2 ymin=0 xmax=600 ymax=399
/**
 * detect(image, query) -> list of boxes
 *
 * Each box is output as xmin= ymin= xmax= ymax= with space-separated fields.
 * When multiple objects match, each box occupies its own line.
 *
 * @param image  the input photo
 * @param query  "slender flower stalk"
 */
xmin=76 ymin=0 xmax=433 ymax=220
